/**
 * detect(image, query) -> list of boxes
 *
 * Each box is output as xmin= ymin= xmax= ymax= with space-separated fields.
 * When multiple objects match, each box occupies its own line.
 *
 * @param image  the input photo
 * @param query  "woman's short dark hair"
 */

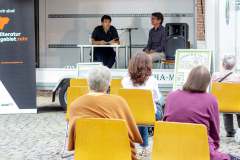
xmin=128 ymin=53 xmax=152 ymax=86
xmin=152 ymin=12 xmax=164 ymax=24
xmin=183 ymin=65 xmax=211 ymax=93
xmin=101 ymin=15 xmax=112 ymax=22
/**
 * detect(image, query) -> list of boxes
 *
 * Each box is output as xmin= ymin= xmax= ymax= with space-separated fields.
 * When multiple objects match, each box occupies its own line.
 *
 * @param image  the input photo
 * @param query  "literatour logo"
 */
xmin=0 ymin=15 xmax=28 ymax=43
xmin=0 ymin=16 xmax=10 ymax=30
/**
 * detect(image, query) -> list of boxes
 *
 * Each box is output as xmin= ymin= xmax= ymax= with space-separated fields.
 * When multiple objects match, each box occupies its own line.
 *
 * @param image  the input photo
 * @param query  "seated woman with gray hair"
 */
xmin=212 ymin=55 xmax=240 ymax=138
xmin=212 ymin=55 xmax=240 ymax=82
xmin=68 ymin=66 xmax=143 ymax=160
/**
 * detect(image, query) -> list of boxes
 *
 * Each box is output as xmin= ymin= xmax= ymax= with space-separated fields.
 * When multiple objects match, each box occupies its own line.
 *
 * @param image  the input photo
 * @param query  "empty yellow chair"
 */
xmin=66 ymin=86 xmax=89 ymax=121
xmin=211 ymin=82 xmax=240 ymax=113
xmin=75 ymin=118 xmax=132 ymax=160
xmin=70 ymin=78 xmax=88 ymax=87
xmin=152 ymin=121 xmax=210 ymax=160
xmin=110 ymin=78 xmax=123 ymax=95
xmin=118 ymin=89 xmax=155 ymax=125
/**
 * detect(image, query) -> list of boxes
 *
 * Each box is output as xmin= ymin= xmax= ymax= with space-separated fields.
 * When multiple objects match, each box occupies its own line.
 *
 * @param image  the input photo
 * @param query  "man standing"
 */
xmin=92 ymin=15 xmax=120 ymax=68
xmin=143 ymin=12 xmax=166 ymax=62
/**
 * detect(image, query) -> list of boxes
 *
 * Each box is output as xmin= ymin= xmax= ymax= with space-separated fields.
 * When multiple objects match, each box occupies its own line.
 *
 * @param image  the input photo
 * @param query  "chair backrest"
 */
xmin=66 ymin=86 xmax=89 ymax=121
xmin=110 ymin=78 xmax=123 ymax=95
xmin=70 ymin=78 xmax=88 ymax=87
xmin=211 ymin=82 xmax=240 ymax=113
xmin=152 ymin=121 xmax=210 ymax=160
xmin=118 ymin=89 xmax=155 ymax=125
xmin=75 ymin=118 xmax=132 ymax=160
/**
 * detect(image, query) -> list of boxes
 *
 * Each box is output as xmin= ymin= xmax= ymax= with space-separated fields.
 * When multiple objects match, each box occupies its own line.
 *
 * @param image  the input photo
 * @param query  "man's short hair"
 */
xmin=101 ymin=15 xmax=112 ymax=23
xmin=152 ymin=12 xmax=164 ymax=24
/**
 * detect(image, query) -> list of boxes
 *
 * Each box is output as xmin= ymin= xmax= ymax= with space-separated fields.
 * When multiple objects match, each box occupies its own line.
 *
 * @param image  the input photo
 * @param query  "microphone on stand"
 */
xmin=116 ymin=28 xmax=139 ymax=58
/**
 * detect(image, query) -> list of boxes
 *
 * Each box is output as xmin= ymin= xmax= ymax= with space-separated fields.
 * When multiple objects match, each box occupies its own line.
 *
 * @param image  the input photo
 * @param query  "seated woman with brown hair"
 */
xmin=68 ymin=66 xmax=143 ymax=160
xmin=122 ymin=53 xmax=164 ymax=156
xmin=164 ymin=65 xmax=240 ymax=160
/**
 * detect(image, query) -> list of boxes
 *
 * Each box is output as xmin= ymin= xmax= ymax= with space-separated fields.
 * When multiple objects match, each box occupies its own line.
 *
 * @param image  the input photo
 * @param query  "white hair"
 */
xmin=88 ymin=66 xmax=112 ymax=92
xmin=223 ymin=55 xmax=236 ymax=70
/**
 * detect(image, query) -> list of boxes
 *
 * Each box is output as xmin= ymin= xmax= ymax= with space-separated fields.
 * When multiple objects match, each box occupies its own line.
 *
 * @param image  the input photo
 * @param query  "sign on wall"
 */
xmin=0 ymin=0 xmax=36 ymax=114
xmin=173 ymin=49 xmax=212 ymax=90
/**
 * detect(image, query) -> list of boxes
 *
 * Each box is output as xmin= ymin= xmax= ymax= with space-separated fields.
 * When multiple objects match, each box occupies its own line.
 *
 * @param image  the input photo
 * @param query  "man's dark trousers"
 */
xmin=93 ymin=49 xmax=116 ymax=68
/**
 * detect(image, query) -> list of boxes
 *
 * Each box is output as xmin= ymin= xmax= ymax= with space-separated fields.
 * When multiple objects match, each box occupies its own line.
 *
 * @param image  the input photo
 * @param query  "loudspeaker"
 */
xmin=165 ymin=23 xmax=189 ymax=41
xmin=165 ymin=36 xmax=187 ymax=60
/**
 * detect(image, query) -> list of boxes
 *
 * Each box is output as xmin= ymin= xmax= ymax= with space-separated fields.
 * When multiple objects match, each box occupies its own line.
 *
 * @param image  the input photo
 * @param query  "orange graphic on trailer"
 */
xmin=0 ymin=16 xmax=10 ymax=30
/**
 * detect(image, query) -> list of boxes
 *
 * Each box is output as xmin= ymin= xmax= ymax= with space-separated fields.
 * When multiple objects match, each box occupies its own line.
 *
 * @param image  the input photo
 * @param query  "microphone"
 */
xmin=116 ymin=28 xmax=138 ymax=58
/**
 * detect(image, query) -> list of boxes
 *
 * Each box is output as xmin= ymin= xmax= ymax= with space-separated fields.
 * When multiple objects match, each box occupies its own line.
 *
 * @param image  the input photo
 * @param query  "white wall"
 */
xmin=219 ymin=0 xmax=237 ymax=58
xmin=206 ymin=0 xmax=240 ymax=71
xmin=46 ymin=0 xmax=194 ymax=14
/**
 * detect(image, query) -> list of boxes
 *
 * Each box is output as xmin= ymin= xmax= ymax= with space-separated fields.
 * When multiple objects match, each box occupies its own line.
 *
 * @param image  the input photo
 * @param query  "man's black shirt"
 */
xmin=91 ymin=25 xmax=119 ymax=53
xmin=92 ymin=25 xmax=119 ymax=42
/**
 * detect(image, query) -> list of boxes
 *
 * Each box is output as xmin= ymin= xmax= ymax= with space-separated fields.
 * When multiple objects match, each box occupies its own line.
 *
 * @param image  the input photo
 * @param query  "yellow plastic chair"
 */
xmin=70 ymin=78 xmax=88 ymax=87
xmin=66 ymin=86 xmax=89 ymax=121
xmin=211 ymin=82 xmax=240 ymax=113
xmin=118 ymin=89 xmax=155 ymax=125
xmin=75 ymin=118 xmax=132 ymax=160
xmin=110 ymin=78 xmax=123 ymax=95
xmin=152 ymin=121 xmax=210 ymax=160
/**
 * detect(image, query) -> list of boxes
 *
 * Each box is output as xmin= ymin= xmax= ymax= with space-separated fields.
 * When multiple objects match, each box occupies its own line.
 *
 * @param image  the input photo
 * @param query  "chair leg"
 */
xmin=157 ymin=61 xmax=160 ymax=69
xmin=61 ymin=122 xmax=74 ymax=158
xmin=61 ymin=122 xmax=68 ymax=155
xmin=159 ymin=60 xmax=163 ymax=69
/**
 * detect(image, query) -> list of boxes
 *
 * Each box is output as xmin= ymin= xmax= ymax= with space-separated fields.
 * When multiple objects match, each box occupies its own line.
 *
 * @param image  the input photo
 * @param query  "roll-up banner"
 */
xmin=0 ymin=0 xmax=37 ymax=114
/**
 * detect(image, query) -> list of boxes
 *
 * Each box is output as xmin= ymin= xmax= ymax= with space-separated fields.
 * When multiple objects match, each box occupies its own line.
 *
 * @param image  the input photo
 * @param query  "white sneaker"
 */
xmin=139 ymin=147 xmax=151 ymax=157
xmin=235 ymin=128 xmax=240 ymax=144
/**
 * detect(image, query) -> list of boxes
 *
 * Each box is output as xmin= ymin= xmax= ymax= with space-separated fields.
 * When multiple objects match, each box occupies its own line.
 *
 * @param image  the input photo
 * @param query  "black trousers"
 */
xmin=223 ymin=114 xmax=240 ymax=134
xmin=93 ymin=49 xmax=116 ymax=68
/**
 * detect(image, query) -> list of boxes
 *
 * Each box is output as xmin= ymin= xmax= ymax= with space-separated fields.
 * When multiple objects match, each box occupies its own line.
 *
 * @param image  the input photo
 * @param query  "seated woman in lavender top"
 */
xmin=164 ymin=65 xmax=240 ymax=160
